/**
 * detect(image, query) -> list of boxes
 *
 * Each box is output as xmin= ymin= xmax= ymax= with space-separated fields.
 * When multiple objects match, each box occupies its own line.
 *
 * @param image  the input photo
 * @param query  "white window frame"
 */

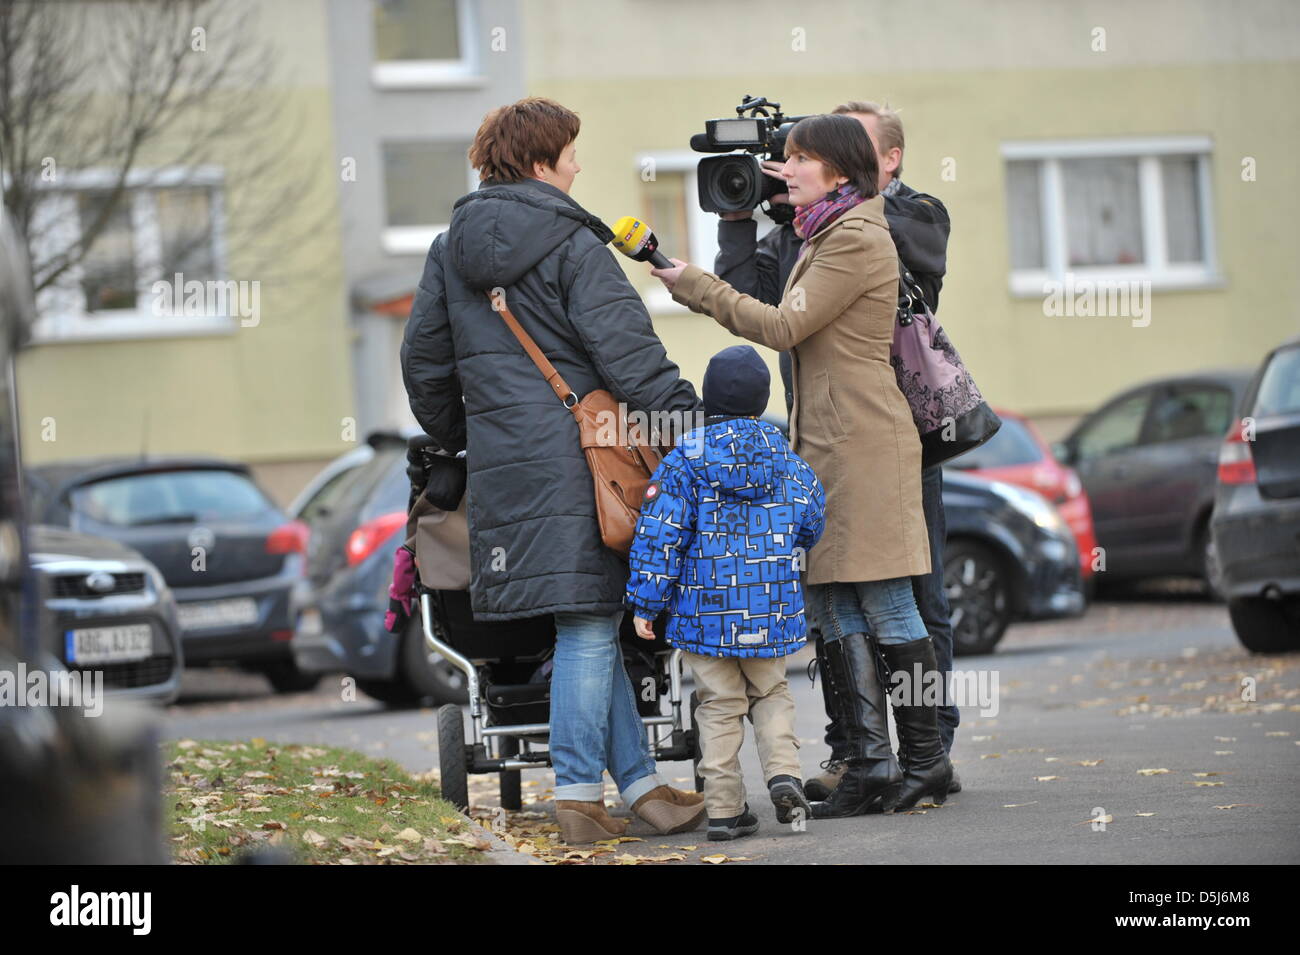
xmin=379 ymin=142 xmax=476 ymax=255
xmin=28 ymin=165 xmax=232 ymax=344
xmin=1000 ymin=136 xmax=1221 ymax=297
xmin=370 ymin=0 xmax=484 ymax=90
xmin=633 ymin=150 xmax=778 ymax=315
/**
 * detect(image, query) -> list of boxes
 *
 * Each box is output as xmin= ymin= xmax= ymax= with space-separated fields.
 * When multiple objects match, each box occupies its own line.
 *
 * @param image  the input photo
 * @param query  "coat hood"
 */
xmin=685 ymin=417 xmax=784 ymax=502
xmin=447 ymin=178 xmax=615 ymax=290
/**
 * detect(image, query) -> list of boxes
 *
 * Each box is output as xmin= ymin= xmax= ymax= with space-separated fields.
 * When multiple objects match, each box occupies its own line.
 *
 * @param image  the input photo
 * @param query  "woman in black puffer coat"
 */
xmin=401 ymin=98 xmax=705 ymax=844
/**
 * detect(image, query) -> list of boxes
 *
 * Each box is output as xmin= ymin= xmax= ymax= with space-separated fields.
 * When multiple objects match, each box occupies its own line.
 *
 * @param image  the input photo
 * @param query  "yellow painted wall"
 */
xmin=521 ymin=1 xmax=1300 ymax=418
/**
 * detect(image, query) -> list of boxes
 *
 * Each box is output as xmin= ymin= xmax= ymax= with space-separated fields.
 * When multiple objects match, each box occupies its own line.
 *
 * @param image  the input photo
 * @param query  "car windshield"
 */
xmin=1253 ymin=347 xmax=1300 ymax=417
xmin=70 ymin=469 xmax=273 ymax=526
xmin=360 ymin=450 xmax=412 ymax=524
xmin=948 ymin=417 xmax=1042 ymax=469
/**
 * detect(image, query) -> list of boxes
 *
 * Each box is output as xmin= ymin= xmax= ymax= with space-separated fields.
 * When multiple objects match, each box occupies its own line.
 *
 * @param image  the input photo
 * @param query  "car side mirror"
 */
xmin=1052 ymin=441 xmax=1075 ymax=467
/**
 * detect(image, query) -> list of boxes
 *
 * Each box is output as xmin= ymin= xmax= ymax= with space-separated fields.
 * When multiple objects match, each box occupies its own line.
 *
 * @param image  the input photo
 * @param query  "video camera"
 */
xmin=690 ymin=95 xmax=810 ymax=224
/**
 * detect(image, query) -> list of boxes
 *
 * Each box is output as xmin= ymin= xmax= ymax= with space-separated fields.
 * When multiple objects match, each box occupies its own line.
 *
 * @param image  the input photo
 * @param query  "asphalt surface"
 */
xmin=161 ymin=589 xmax=1300 ymax=864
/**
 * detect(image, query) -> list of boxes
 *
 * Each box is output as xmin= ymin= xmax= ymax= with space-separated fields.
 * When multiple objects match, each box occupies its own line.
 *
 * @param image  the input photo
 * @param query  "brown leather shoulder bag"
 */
xmin=488 ymin=292 xmax=666 ymax=558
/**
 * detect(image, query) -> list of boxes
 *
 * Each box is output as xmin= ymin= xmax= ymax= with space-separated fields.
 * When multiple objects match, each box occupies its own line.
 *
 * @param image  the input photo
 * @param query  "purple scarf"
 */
xmin=792 ymin=184 xmax=866 ymax=255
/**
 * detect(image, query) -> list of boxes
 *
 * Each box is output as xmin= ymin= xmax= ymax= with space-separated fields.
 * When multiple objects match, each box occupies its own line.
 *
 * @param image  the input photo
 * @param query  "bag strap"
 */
xmin=486 ymin=291 xmax=580 ymax=411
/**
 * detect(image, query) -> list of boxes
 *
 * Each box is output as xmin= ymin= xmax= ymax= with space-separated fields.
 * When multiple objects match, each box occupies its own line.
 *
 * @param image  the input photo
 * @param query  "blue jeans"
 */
xmin=549 ymin=611 xmax=664 ymax=805
xmin=809 ymin=464 xmax=960 ymax=753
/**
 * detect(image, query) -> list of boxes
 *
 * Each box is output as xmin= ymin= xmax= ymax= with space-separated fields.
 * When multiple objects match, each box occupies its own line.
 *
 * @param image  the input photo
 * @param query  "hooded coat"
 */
xmin=401 ymin=178 xmax=701 ymax=621
xmin=624 ymin=416 xmax=826 ymax=658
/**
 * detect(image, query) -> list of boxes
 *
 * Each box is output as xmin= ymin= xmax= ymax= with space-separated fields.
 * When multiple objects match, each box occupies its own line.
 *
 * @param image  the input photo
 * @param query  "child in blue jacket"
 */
xmin=626 ymin=345 xmax=826 ymax=840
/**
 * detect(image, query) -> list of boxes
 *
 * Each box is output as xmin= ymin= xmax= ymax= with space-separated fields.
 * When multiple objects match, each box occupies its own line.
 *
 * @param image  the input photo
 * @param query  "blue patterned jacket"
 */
xmin=624 ymin=416 xmax=826 ymax=658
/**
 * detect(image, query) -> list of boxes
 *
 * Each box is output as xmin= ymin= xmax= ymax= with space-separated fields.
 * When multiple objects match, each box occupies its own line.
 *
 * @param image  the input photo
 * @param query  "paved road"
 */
xmin=162 ymin=592 xmax=1300 ymax=864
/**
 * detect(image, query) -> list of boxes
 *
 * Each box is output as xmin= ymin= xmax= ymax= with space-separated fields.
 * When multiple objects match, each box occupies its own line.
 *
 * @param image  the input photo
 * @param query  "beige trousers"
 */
xmin=686 ymin=652 xmax=802 ymax=818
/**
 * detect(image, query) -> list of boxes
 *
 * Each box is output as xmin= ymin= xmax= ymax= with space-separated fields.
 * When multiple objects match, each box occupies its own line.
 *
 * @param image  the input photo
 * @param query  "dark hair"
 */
xmin=468 ymin=97 xmax=581 ymax=184
xmin=784 ymin=114 xmax=879 ymax=199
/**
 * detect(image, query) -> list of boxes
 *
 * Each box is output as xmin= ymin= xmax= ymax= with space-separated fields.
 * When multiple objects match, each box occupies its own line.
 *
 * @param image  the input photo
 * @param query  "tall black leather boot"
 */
xmin=878 ymin=637 xmax=953 ymax=812
xmin=810 ymin=633 xmax=902 ymax=818
xmin=805 ymin=635 xmax=851 ymax=801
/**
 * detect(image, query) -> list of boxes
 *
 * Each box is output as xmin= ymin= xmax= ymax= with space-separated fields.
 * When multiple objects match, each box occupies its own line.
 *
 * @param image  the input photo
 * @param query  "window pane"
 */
xmin=374 ymin=0 xmax=459 ymax=61
xmin=1161 ymin=155 xmax=1203 ymax=264
xmin=157 ymin=187 xmax=215 ymax=280
xmin=1061 ymin=157 xmax=1143 ymax=267
xmin=1148 ymin=387 xmax=1233 ymax=443
xmin=643 ymin=172 xmax=690 ymax=264
xmin=1254 ymin=347 xmax=1300 ymax=417
xmin=78 ymin=192 xmax=137 ymax=312
xmin=1005 ymin=160 xmax=1043 ymax=269
xmin=948 ymin=417 xmax=1043 ymax=469
xmin=383 ymin=142 xmax=470 ymax=227
xmin=1076 ymin=392 xmax=1149 ymax=460
xmin=71 ymin=470 xmax=272 ymax=527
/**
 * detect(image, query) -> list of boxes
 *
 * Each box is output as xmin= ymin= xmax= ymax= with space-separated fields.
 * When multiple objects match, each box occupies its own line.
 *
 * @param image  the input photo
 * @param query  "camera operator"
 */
xmin=713 ymin=101 xmax=961 ymax=802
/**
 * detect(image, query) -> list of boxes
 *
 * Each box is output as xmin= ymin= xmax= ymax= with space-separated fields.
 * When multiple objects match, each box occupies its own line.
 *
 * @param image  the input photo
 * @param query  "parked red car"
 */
xmin=945 ymin=408 xmax=1099 ymax=585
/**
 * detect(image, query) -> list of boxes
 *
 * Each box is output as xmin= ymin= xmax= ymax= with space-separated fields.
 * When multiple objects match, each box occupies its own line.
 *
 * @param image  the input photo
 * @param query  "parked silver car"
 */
xmin=30 ymin=524 xmax=184 ymax=705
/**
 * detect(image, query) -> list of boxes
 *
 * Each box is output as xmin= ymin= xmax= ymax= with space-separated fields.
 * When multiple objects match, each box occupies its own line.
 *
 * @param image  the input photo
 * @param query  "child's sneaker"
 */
xmin=768 ymin=774 xmax=812 ymax=824
xmin=706 ymin=804 xmax=759 ymax=841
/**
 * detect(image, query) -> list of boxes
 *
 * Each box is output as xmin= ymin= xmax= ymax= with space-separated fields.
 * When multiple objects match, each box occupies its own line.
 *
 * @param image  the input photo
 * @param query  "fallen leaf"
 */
xmin=1192 ymin=781 xmax=1224 ymax=787
xmin=1192 ymin=772 xmax=1222 ymax=778
xmin=260 ymin=821 xmax=286 ymax=830
xmin=1137 ymin=768 xmax=1170 ymax=776
xmin=980 ymin=753 xmax=1001 ymax=760
xmin=1075 ymin=760 xmax=1103 ymax=767
xmin=1134 ymin=812 xmax=1156 ymax=817
xmin=301 ymin=830 xmax=327 ymax=847
xmin=1035 ymin=775 xmax=1059 ymax=782
xmin=1002 ymin=802 xmax=1037 ymax=808
xmin=395 ymin=828 xmax=422 ymax=842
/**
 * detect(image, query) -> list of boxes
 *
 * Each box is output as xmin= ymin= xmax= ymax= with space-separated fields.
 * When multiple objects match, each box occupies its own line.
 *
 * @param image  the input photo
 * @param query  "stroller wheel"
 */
xmin=499 ymin=736 xmax=522 ymax=812
xmin=437 ymin=704 xmax=469 ymax=811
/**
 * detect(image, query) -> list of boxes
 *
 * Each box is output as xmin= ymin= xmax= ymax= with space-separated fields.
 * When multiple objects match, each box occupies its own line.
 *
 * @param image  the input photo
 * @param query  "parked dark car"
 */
xmin=1 ymin=215 xmax=166 ymax=863
xmin=30 ymin=524 xmax=184 ymax=704
xmin=947 ymin=407 xmax=1098 ymax=592
xmin=1053 ymin=369 xmax=1253 ymax=594
xmin=291 ymin=431 xmax=466 ymax=706
xmin=764 ymin=413 xmax=1084 ymax=655
xmin=1211 ymin=336 xmax=1300 ymax=652
xmin=941 ymin=469 xmax=1086 ymax=654
xmin=25 ymin=458 xmax=319 ymax=693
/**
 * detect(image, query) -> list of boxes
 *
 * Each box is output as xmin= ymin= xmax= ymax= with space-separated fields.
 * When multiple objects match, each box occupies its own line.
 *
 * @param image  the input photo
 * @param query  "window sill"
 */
xmin=30 ymin=312 xmax=240 ymax=345
xmin=642 ymin=286 xmax=692 ymax=316
xmin=370 ymin=62 xmax=486 ymax=91
xmin=382 ymin=226 xmax=445 ymax=256
xmin=1007 ymin=268 xmax=1226 ymax=299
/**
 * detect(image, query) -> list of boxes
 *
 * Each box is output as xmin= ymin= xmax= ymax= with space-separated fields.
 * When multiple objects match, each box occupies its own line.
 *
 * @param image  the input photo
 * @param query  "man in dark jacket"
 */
xmin=401 ymin=98 xmax=705 ymax=843
xmin=712 ymin=100 xmax=961 ymax=797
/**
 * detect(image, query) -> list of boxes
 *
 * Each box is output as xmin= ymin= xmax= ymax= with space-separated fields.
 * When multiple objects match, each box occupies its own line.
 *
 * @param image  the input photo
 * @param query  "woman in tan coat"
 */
xmin=651 ymin=114 xmax=952 ymax=816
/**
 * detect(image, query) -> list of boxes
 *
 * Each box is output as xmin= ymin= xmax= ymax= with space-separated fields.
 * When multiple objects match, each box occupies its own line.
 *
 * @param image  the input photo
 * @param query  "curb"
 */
xmin=468 ymin=818 xmax=544 ymax=866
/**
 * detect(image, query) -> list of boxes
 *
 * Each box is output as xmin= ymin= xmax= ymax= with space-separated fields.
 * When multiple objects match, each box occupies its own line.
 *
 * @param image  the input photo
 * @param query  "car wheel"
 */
xmin=944 ymin=539 xmax=1012 ymax=656
xmin=401 ymin=609 xmax=469 ymax=705
xmin=260 ymin=660 xmax=322 ymax=694
xmin=1228 ymin=597 xmax=1299 ymax=653
xmin=354 ymin=676 xmax=422 ymax=707
xmin=1199 ymin=522 xmax=1226 ymax=603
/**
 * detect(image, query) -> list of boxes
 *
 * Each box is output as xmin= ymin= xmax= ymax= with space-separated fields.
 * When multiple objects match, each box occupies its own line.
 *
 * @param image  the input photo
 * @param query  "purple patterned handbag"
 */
xmin=890 ymin=266 xmax=1001 ymax=469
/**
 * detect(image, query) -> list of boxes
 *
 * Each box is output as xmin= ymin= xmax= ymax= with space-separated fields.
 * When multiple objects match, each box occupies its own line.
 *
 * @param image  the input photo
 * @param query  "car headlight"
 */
xmin=991 ymin=481 xmax=1070 ymax=537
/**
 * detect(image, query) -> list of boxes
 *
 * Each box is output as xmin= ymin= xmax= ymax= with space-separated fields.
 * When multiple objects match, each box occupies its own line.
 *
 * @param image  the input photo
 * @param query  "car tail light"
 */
xmin=346 ymin=512 xmax=407 ymax=566
xmin=266 ymin=520 xmax=310 ymax=555
xmin=1217 ymin=424 xmax=1257 ymax=485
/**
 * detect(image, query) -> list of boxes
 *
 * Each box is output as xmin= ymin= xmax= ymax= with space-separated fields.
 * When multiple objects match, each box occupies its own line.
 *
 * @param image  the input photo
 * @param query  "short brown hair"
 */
xmin=468 ymin=97 xmax=581 ymax=184
xmin=784 ymin=114 xmax=879 ymax=199
xmin=832 ymin=100 xmax=905 ymax=177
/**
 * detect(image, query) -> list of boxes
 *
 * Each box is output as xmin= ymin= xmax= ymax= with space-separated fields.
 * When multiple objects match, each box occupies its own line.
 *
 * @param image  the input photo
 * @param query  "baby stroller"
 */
xmin=392 ymin=435 xmax=699 ymax=811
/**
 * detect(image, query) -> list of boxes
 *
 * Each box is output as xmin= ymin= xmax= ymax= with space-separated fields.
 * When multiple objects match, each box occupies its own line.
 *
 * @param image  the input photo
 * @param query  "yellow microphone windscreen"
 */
xmin=611 ymin=215 xmax=652 ymax=257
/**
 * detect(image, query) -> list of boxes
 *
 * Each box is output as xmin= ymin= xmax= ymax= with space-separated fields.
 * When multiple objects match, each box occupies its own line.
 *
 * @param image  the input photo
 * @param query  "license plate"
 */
xmin=66 ymin=624 xmax=154 ymax=664
xmin=177 ymin=597 xmax=259 ymax=631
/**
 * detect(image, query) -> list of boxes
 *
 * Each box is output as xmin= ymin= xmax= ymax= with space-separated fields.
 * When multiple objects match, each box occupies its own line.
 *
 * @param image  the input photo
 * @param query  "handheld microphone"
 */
xmin=610 ymin=215 xmax=672 ymax=269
